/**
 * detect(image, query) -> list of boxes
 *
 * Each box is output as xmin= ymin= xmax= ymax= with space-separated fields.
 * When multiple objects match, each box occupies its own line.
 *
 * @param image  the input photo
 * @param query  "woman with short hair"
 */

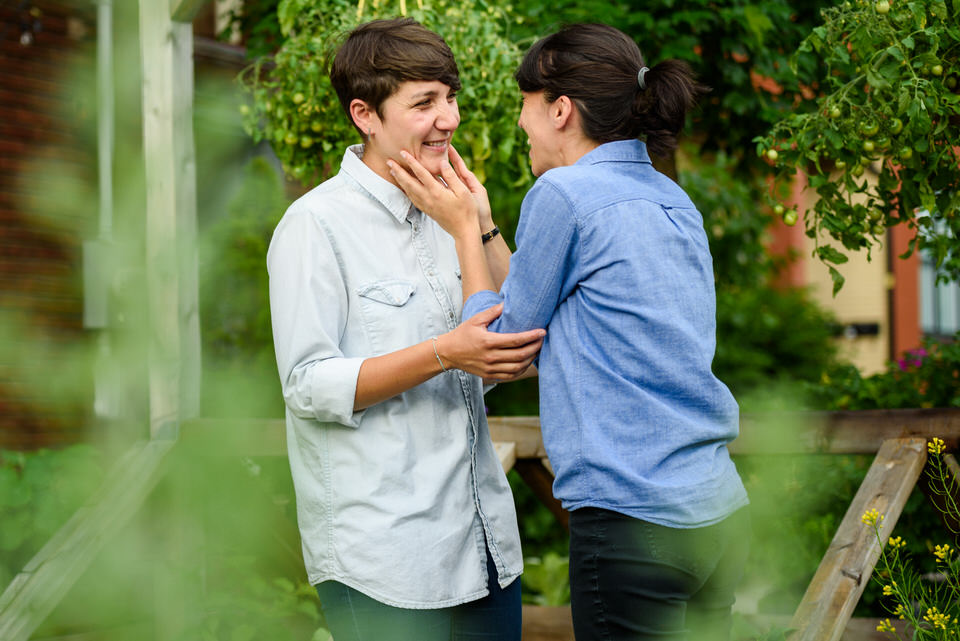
xmin=267 ymin=18 xmax=544 ymax=641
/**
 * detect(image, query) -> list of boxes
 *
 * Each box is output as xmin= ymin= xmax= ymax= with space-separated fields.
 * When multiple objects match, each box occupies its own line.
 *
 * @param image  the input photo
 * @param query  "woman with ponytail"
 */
xmin=390 ymin=22 xmax=750 ymax=641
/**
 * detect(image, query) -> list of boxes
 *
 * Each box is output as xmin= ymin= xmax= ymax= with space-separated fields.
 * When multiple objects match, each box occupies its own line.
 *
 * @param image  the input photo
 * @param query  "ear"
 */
xmin=552 ymin=95 xmax=577 ymax=131
xmin=349 ymin=98 xmax=378 ymax=135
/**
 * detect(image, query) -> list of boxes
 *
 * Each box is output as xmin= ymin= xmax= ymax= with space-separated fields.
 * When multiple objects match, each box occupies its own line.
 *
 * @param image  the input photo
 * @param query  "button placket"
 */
xmin=408 ymin=211 xmax=498 ymax=561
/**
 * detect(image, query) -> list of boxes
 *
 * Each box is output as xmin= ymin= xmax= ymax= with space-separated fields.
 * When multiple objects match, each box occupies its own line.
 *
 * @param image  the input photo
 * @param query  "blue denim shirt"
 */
xmin=464 ymin=140 xmax=748 ymax=528
xmin=268 ymin=145 xmax=522 ymax=607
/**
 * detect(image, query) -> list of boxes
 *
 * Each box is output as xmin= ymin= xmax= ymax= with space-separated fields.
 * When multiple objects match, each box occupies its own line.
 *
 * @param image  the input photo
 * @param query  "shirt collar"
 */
xmin=576 ymin=139 xmax=652 ymax=166
xmin=340 ymin=144 xmax=417 ymax=223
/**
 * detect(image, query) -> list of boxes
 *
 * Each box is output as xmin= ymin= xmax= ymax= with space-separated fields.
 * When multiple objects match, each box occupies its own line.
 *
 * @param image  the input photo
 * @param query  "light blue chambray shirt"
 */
xmin=267 ymin=145 xmax=522 ymax=608
xmin=464 ymin=139 xmax=749 ymax=528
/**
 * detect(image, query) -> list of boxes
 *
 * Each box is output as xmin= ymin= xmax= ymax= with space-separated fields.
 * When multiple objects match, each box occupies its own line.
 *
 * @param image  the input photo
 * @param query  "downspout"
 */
xmin=96 ymin=0 xmax=113 ymax=242
xmin=86 ymin=0 xmax=115 ymax=418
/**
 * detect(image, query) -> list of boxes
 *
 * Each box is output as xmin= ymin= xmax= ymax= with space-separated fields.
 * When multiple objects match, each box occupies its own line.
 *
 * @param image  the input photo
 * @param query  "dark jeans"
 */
xmin=569 ymin=506 xmax=750 ymax=641
xmin=314 ymin=547 xmax=521 ymax=641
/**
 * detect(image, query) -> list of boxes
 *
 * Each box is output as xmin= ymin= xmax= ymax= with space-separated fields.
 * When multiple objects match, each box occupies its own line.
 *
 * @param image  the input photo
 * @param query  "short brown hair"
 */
xmin=329 ymin=18 xmax=461 ymax=133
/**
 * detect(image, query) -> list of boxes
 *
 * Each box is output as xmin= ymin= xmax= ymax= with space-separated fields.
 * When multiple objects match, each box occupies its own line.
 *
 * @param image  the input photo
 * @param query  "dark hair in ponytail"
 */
xmin=515 ymin=23 xmax=707 ymax=157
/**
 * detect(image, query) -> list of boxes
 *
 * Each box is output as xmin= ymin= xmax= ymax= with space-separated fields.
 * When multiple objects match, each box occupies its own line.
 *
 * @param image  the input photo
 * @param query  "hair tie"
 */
xmin=637 ymin=66 xmax=649 ymax=90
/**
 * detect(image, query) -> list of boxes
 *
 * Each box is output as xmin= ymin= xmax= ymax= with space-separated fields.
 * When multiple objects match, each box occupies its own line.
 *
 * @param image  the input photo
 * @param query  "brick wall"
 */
xmin=0 ymin=1 xmax=96 ymax=449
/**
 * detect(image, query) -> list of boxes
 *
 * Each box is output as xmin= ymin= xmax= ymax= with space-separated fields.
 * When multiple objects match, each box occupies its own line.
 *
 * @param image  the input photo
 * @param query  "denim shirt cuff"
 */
xmin=462 ymin=289 xmax=502 ymax=322
xmin=310 ymin=356 xmax=367 ymax=427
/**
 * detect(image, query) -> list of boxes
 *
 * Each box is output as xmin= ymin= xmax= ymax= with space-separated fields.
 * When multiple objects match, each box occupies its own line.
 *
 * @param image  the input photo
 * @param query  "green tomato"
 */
xmin=899 ymin=147 xmax=913 ymax=161
xmin=830 ymin=106 xmax=842 ymax=119
xmin=860 ymin=121 xmax=879 ymax=137
xmin=947 ymin=76 xmax=958 ymax=90
xmin=889 ymin=118 xmax=903 ymax=135
xmin=293 ymin=92 xmax=306 ymax=105
xmin=284 ymin=132 xmax=298 ymax=145
xmin=835 ymin=159 xmax=847 ymax=169
xmin=931 ymin=64 xmax=944 ymax=77
xmin=872 ymin=224 xmax=886 ymax=236
xmin=766 ymin=148 xmax=779 ymax=161
xmin=300 ymin=135 xmax=314 ymax=148
xmin=773 ymin=204 xmax=785 ymax=216
xmin=863 ymin=140 xmax=875 ymax=153
xmin=876 ymin=0 xmax=890 ymax=13
xmin=783 ymin=209 xmax=799 ymax=226
xmin=311 ymin=121 xmax=323 ymax=133
xmin=852 ymin=164 xmax=865 ymax=177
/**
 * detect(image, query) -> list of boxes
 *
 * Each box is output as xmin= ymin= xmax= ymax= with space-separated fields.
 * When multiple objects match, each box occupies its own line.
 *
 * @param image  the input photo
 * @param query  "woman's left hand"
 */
xmin=388 ymin=149 xmax=480 ymax=240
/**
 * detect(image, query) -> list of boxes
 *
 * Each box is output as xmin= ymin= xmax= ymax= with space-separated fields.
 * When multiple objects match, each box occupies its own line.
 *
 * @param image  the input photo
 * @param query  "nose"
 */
xmin=436 ymin=100 xmax=459 ymax=131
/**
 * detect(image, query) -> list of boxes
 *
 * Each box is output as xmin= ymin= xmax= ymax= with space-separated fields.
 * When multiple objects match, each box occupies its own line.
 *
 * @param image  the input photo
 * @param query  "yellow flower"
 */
xmin=862 ymin=509 xmax=883 ymax=527
xmin=894 ymin=604 xmax=906 ymax=619
xmin=929 ymin=437 xmax=946 ymax=455
xmin=887 ymin=536 xmax=906 ymax=549
xmin=924 ymin=606 xmax=950 ymax=630
xmin=935 ymin=544 xmax=953 ymax=562
xmin=876 ymin=618 xmax=895 ymax=632
xmin=882 ymin=582 xmax=897 ymax=596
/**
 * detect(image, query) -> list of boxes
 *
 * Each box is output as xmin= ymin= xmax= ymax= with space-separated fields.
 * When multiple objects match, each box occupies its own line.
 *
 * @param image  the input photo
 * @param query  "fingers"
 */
xmin=398 ymin=150 xmax=437 ymax=185
xmin=388 ymin=159 xmax=423 ymax=196
xmin=465 ymin=303 xmax=504 ymax=326
xmin=448 ymin=145 xmax=478 ymax=188
xmin=487 ymin=327 xmax=547 ymax=348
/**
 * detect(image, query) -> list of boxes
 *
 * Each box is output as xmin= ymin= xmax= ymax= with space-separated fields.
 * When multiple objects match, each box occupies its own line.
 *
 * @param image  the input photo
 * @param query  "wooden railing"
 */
xmin=3 ymin=408 xmax=960 ymax=641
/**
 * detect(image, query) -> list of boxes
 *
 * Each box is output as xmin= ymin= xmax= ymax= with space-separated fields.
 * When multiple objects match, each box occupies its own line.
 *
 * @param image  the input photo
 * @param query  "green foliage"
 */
xmin=521 ymin=552 xmax=570 ymax=606
xmin=199 ymin=157 xmax=290 ymax=418
xmin=864 ymin=440 xmax=960 ymax=638
xmin=760 ymin=0 xmax=960 ymax=291
xmin=679 ymin=149 xmax=841 ymax=397
xmin=713 ymin=285 xmax=840 ymax=396
xmin=0 ymin=446 xmax=104 ymax=590
xmin=237 ymin=0 xmax=531 ymax=209
xmin=808 ymin=332 xmax=960 ymax=410
xmin=738 ymin=451 xmax=872 ymax=614
xmin=507 ymin=0 xmax=828 ymax=174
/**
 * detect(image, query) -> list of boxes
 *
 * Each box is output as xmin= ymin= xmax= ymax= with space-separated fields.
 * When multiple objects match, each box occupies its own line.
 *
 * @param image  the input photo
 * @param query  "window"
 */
xmin=920 ymin=216 xmax=960 ymax=338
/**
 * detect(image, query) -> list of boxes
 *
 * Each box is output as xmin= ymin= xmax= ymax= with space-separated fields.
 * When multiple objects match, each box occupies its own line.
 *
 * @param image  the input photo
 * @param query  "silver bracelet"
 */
xmin=431 ymin=336 xmax=448 ymax=373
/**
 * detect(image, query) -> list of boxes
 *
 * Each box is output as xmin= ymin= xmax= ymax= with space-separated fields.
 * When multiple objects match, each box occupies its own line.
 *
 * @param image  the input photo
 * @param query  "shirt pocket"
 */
xmin=356 ymin=278 xmax=434 ymax=354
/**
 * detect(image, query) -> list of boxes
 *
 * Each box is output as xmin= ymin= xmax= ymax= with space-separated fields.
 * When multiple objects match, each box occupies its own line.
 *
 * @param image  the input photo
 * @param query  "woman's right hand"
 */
xmin=388 ymin=149 xmax=480 ymax=241
xmin=437 ymin=304 xmax=545 ymax=381
xmin=447 ymin=145 xmax=493 ymax=231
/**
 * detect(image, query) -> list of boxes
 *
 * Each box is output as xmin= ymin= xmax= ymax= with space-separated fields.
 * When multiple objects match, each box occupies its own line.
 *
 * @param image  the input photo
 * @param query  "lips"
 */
xmin=422 ymin=140 xmax=448 ymax=151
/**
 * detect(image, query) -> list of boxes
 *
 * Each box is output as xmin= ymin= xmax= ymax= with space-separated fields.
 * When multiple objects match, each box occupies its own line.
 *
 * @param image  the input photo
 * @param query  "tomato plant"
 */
xmin=757 ymin=0 xmax=960 ymax=293
xmin=237 ymin=0 xmax=530 ymax=198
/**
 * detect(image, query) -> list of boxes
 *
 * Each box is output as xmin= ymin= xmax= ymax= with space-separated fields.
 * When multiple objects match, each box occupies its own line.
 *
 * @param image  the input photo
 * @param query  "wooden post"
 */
xmin=788 ymin=437 xmax=927 ymax=641
xmin=139 ymin=0 xmax=203 ymax=440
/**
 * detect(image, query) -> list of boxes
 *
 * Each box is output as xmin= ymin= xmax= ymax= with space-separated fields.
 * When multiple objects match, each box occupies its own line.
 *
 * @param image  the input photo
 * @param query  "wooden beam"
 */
xmin=140 ymin=0 xmax=201 ymax=438
xmin=788 ymin=437 xmax=927 ymax=641
xmin=521 ymin=605 xmax=575 ymax=641
xmin=0 ymin=440 xmax=175 ymax=641
xmin=179 ymin=409 xmax=960 ymax=459
xmin=736 ymin=408 xmax=960 ymax=455
xmin=494 ymin=441 xmax=516 ymax=473
xmin=171 ymin=0 xmax=212 ymax=23
xmin=488 ymin=416 xmax=548 ymax=458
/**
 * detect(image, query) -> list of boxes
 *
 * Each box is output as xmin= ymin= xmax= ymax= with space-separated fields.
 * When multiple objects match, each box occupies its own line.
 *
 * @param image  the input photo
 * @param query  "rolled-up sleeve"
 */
xmin=267 ymin=208 xmax=366 ymax=427
xmin=463 ymin=178 xmax=578 ymax=334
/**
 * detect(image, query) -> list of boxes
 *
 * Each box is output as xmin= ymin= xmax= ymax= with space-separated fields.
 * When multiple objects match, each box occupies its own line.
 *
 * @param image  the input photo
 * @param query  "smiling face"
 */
xmin=518 ymin=91 xmax=561 ymax=177
xmin=357 ymin=80 xmax=460 ymax=185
